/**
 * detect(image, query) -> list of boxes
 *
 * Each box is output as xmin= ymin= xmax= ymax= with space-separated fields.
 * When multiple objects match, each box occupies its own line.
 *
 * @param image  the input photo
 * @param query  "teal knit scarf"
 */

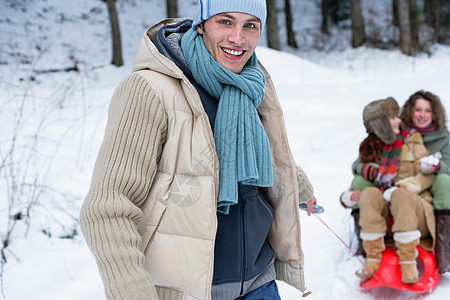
xmin=181 ymin=28 xmax=273 ymax=214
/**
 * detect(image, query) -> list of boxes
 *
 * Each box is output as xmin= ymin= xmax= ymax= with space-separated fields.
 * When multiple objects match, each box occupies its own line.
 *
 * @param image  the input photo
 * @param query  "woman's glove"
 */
xmin=340 ymin=187 xmax=360 ymax=208
xmin=420 ymin=152 xmax=441 ymax=175
xmin=354 ymin=162 xmax=379 ymax=181
xmin=383 ymin=186 xmax=398 ymax=202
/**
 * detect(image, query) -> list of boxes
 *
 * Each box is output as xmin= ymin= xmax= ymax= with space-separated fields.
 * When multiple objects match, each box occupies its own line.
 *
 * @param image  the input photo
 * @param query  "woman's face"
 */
xmin=389 ymin=114 xmax=402 ymax=135
xmin=412 ymin=98 xmax=433 ymax=129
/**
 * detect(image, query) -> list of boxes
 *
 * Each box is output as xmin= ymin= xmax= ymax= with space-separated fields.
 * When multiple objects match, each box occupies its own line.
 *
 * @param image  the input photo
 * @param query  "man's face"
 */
xmin=196 ymin=12 xmax=261 ymax=74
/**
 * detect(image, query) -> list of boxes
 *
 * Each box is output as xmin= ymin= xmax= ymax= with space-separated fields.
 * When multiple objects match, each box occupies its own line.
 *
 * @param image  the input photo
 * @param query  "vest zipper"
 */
xmin=239 ymin=197 xmax=246 ymax=296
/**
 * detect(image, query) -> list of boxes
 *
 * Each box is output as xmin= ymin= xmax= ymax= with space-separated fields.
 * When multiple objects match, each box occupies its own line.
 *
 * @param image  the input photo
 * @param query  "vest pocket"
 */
xmin=140 ymin=203 xmax=167 ymax=255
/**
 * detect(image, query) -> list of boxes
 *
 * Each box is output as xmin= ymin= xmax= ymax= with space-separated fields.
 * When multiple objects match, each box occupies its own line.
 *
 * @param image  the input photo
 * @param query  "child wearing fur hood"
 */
xmin=340 ymin=97 xmax=435 ymax=284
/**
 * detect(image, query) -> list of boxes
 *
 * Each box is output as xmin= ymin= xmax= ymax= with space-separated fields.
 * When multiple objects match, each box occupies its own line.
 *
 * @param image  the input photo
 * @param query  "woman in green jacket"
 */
xmin=342 ymin=91 xmax=450 ymax=274
xmin=400 ymin=90 xmax=450 ymax=274
xmin=341 ymin=97 xmax=435 ymax=283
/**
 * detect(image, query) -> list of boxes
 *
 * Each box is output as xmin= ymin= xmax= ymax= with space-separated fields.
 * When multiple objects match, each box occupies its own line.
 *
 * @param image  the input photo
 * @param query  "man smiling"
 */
xmin=195 ymin=12 xmax=261 ymax=73
xmin=80 ymin=0 xmax=316 ymax=299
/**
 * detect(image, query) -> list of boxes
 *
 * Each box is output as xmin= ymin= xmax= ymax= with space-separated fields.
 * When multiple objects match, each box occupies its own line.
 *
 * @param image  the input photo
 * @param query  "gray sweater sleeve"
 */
xmin=296 ymin=165 xmax=314 ymax=204
xmin=80 ymin=73 xmax=167 ymax=300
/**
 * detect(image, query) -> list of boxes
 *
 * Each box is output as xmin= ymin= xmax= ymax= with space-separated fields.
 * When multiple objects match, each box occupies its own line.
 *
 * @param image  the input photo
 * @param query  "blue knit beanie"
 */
xmin=192 ymin=0 xmax=267 ymax=30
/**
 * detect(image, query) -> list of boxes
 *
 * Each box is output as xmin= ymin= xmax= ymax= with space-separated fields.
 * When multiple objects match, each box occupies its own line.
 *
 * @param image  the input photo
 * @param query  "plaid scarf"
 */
xmin=375 ymin=135 xmax=403 ymax=191
xmin=405 ymin=123 xmax=438 ymax=136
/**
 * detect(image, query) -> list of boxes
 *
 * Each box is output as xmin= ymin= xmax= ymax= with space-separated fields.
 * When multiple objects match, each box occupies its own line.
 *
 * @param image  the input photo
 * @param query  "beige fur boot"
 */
xmin=396 ymin=239 xmax=419 ymax=283
xmin=394 ymin=230 xmax=421 ymax=284
xmin=356 ymin=236 xmax=385 ymax=280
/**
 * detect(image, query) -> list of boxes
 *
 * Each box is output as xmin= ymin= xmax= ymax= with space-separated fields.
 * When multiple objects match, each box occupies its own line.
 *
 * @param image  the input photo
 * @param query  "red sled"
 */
xmin=360 ymin=246 xmax=441 ymax=293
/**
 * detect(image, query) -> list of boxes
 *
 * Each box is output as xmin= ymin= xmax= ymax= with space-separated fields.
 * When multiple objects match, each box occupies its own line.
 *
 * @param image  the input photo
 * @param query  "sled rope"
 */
xmin=312 ymin=213 xmax=383 ymax=283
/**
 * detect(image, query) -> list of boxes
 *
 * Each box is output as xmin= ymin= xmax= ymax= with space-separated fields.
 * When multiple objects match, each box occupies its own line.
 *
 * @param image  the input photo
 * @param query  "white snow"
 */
xmin=1 ymin=0 xmax=449 ymax=299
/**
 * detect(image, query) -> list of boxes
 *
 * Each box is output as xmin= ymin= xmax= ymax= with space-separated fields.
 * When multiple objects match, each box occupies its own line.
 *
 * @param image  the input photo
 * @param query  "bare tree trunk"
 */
xmin=106 ymin=0 xmax=123 ymax=66
xmin=321 ymin=0 xmax=329 ymax=34
xmin=329 ymin=0 xmax=339 ymax=24
xmin=439 ymin=1 xmax=450 ymax=44
xmin=424 ymin=0 xmax=431 ymax=21
xmin=424 ymin=0 xmax=439 ymax=29
xmin=425 ymin=0 xmax=441 ymax=42
xmin=398 ymin=0 xmax=412 ymax=55
xmin=393 ymin=0 xmax=399 ymax=26
xmin=166 ymin=0 xmax=178 ymax=18
xmin=285 ymin=0 xmax=298 ymax=48
xmin=266 ymin=0 xmax=281 ymax=50
xmin=350 ymin=0 xmax=366 ymax=48
xmin=409 ymin=0 xmax=419 ymax=50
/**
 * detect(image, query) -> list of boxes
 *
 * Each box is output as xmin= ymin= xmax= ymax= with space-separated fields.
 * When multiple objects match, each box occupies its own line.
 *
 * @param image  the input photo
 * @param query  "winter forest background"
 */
xmin=1 ymin=0 xmax=450 ymax=299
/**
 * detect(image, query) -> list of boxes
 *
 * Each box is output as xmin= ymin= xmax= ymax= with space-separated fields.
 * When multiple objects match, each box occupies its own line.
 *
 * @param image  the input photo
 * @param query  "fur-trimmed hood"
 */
xmin=363 ymin=97 xmax=399 ymax=145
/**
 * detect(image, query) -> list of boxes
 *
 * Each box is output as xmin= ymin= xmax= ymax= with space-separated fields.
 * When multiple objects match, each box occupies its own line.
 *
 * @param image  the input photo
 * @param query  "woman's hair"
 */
xmin=359 ymin=134 xmax=384 ymax=163
xmin=400 ymin=90 xmax=447 ymax=131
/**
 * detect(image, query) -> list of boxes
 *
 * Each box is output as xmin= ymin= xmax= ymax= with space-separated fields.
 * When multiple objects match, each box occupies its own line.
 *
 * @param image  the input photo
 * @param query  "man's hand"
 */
xmin=306 ymin=196 xmax=317 ymax=216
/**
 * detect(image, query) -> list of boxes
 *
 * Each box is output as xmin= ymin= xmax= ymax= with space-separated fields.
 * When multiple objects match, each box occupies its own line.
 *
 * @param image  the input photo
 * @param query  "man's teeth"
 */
xmin=223 ymin=48 xmax=243 ymax=56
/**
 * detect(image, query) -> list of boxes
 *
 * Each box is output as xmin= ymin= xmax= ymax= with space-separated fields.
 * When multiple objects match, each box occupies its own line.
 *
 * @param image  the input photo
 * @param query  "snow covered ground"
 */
xmin=1 ymin=0 xmax=449 ymax=299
